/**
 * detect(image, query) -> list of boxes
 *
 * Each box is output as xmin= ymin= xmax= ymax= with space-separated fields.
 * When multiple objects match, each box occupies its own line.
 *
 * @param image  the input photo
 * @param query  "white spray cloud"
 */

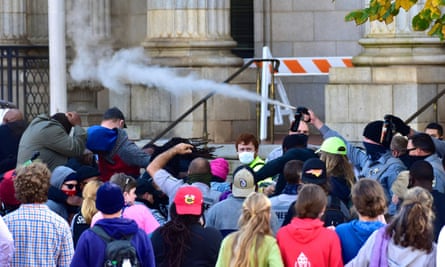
xmin=66 ymin=1 xmax=291 ymax=108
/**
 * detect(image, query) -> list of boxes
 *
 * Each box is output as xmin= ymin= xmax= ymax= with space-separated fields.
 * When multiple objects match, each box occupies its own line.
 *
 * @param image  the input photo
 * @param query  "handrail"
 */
xmin=147 ymin=58 xmax=280 ymax=146
xmin=404 ymin=88 xmax=445 ymax=124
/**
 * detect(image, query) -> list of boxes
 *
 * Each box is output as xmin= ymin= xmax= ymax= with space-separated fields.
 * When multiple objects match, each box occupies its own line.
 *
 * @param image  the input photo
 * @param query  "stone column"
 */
xmin=0 ymin=0 xmax=28 ymax=44
xmin=27 ymin=0 xmax=48 ymax=44
xmin=325 ymin=1 xmax=445 ymax=142
xmin=142 ymin=0 xmax=243 ymax=67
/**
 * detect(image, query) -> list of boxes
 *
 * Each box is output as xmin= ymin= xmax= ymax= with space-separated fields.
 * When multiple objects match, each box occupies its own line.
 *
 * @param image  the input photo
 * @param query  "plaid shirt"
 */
xmin=4 ymin=204 xmax=74 ymax=267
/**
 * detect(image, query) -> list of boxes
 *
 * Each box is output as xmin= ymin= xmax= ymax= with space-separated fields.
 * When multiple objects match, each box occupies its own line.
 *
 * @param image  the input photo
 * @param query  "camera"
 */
xmin=290 ymin=107 xmax=309 ymax=132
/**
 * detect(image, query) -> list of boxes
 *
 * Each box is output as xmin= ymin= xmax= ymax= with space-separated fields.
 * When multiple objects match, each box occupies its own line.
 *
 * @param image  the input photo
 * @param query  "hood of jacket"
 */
xmin=349 ymin=220 xmax=385 ymax=244
xmin=86 ymin=125 xmax=118 ymax=152
xmin=286 ymin=217 xmax=325 ymax=244
xmin=95 ymin=217 xmax=139 ymax=239
xmin=50 ymin=165 xmax=77 ymax=189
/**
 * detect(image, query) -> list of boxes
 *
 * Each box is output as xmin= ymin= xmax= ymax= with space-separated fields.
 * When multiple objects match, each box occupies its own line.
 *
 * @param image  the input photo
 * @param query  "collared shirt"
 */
xmin=4 ymin=204 xmax=74 ymax=267
xmin=0 ymin=215 xmax=13 ymax=266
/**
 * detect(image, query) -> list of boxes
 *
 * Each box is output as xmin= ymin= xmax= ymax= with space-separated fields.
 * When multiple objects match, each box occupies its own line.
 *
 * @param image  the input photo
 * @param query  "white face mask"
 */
xmin=238 ymin=151 xmax=255 ymax=164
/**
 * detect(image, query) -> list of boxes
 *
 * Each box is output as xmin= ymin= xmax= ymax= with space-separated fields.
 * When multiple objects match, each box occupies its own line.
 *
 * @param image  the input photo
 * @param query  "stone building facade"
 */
xmin=1 ymin=0 xmax=443 ymax=143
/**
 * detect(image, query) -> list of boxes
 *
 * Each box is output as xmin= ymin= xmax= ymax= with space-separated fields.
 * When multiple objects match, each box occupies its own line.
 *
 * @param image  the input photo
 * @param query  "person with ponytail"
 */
xmin=151 ymin=186 xmax=223 ymax=267
xmin=346 ymin=186 xmax=436 ymax=266
xmin=71 ymin=179 xmax=103 ymax=248
xmin=215 ymin=192 xmax=283 ymax=267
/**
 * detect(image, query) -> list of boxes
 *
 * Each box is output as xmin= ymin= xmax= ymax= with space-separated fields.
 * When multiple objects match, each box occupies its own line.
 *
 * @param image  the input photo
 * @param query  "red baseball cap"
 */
xmin=174 ymin=186 xmax=203 ymax=215
xmin=0 ymin=170 xmax=20 ymax=206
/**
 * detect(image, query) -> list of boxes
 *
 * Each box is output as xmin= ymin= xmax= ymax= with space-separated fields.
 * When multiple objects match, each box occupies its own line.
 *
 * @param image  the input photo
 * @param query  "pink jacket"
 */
xmin=91 ymin=204 xmax=160 ymax=235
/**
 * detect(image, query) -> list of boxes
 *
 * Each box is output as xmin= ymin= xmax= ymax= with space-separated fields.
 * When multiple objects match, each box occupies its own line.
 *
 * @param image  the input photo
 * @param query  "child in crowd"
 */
xmin=215 ymin=192 xmax=283 ymax=267
xmin=277 ymin=183 xmax=343 ymax=267
xmin=346 ymin=187 xmax=436 ymax=266
xmin=91 ymin=173 xmax=160 ymax=235
xmin=269 ymin=160 xmax=303 ymax=226
xmin=71 ymin=182 xmax=155 ymax=266
xmin=210 ymin=157 xmax=231 ymax=194
xmin=335 ymin=178 xmax=386 ymax=264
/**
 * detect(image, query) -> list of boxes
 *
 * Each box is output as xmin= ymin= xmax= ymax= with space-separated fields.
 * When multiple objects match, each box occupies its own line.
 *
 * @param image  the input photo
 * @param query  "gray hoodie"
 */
xmin=346 ymin=229 xmax=436 ymax=267
xmin=46 ymin=166 xmax=77 ymax=220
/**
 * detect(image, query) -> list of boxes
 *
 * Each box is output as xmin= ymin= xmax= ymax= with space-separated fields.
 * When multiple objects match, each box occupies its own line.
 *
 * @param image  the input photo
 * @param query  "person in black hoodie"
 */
xmin=151 ymin=186 xmax=223 ymax=267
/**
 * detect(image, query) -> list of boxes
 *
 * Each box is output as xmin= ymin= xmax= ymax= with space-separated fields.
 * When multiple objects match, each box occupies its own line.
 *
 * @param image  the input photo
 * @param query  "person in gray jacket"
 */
xmin=86 ymin=107 xmax=151 ymax=181
xmin=17 ymin=112 xmax=86 ymax=171
xmin=206 ymin=165 xmax=280 ymax=236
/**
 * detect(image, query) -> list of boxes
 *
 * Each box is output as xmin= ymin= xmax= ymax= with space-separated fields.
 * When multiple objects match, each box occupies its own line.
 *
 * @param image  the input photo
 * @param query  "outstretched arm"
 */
xmin=307 ymin=109 xmax=324 ymax=130
xmin=146 ymin=143 xmax=194 ymax=177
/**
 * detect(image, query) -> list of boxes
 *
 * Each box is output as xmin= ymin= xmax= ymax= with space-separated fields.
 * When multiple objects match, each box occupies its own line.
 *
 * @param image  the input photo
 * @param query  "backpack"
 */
xmin=91 ymin=225 xmax=139 ymax=267
xmin=322 ymin=196 xmax=347 ymax=227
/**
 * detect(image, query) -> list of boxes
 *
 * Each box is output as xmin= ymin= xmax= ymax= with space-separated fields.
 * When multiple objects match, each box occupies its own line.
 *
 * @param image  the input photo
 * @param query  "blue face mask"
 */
xmin=363 ymin=142 xmax=388 ymax=161
xmin=238 ymin=151 xmax=255 ymax=165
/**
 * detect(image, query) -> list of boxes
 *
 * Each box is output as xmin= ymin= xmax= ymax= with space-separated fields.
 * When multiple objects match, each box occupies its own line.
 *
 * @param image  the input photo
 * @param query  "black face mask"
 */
xmin=402 ymin=155 xmax=429 ymax=169
xmin=363 ymin=142 xmax=388 ymax=161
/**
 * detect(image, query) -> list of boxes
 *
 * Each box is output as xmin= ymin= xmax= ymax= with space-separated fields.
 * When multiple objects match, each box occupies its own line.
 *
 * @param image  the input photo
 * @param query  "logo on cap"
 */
xmin=239 ymin=178 xmax=248 ymax=188
xmin=305 ymin=169 xmax=323 ymax=177
xmin=184 ymin=194 xmax=196 ymax=205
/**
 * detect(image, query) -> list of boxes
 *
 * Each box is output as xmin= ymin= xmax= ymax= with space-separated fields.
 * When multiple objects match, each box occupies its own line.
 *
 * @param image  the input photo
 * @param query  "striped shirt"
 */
xmin=4 ymin=204 xmax=74 ymax=267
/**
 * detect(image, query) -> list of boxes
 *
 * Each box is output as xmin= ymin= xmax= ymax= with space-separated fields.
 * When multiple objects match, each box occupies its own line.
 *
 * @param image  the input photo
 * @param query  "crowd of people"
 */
xmin=1 ymin=106 xmax=445 ymax=266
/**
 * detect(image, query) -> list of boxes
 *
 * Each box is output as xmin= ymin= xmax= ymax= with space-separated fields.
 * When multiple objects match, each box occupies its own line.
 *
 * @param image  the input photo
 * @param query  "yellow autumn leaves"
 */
xmin=345 ymin=0 xmax=445 ymax=39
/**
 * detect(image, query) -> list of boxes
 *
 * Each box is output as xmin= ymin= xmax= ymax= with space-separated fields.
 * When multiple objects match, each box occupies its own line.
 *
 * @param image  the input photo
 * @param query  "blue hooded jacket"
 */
xmin=335 ymin=219 xmax=385 ymax=264
xmin=70 ymin=217 xmax=155 ymax=267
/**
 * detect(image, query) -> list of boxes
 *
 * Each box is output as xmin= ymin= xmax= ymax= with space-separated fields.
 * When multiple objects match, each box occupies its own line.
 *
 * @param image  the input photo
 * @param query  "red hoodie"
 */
xmin=277 ymin=217 xmax=343 ymax=267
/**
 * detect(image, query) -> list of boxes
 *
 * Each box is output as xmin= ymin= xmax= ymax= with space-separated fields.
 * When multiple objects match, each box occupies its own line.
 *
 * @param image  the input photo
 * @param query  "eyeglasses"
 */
xmin=63 ymin=183 xmax=77 ymax=190
xmin=406 ymin=147 xmax=417 ymax=152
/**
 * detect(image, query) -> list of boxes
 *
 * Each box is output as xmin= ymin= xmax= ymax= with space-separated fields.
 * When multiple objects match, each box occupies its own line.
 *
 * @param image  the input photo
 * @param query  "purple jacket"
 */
xmin=70 ymin=217 xmax=155 ymax=267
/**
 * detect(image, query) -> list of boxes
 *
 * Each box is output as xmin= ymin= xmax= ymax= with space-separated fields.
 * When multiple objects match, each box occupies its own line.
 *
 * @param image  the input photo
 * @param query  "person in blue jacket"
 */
xmin=335 ymin=178 xmax=387 ymax=264
xmin=71 ymin=182 xmax=155 ymax=267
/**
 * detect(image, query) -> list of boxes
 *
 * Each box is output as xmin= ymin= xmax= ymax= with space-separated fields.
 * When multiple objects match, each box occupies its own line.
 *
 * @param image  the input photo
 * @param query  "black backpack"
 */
xmin=322 ymin=196 xmax=347 ymax=227
xmin=91 ymin=225 xmax=139 ymax=267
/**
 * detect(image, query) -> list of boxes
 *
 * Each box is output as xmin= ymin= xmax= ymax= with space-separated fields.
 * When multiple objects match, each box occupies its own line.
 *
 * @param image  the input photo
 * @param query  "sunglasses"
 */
xmin=63 ymin=183 xmax=77 ymax=190
xmin=406 ymin=147 xmax=417 ymax=152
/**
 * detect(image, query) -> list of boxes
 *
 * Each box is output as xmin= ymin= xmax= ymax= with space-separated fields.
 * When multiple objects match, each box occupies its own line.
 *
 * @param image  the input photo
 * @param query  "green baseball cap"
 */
xmin=316 ymin=137 xmax=347 ymax=155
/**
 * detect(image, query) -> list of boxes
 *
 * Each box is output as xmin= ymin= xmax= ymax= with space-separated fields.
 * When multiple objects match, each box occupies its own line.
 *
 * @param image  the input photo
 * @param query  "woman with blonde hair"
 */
xmin=346 ymin=186 xmax=436 ymax=266
xmin=71 ymin=179 xmax=103 ymax=247
xmin=215 ymin=192 xmax=283 ymax=267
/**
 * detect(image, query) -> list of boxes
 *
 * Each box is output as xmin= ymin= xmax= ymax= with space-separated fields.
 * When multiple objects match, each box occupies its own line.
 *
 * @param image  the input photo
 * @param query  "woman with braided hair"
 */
xmin=150 ymin=186 xmax=223 ymax=267
xmin=346 ymin=186 xmax=436 ymax=266
xmin=215 ymin=192 xmax=283 ymax=267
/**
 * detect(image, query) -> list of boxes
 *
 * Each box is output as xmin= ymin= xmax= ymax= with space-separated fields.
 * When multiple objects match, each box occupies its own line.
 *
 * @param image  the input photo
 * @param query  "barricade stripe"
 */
xmin=283 ymin=60 xmax=306 ymax=73
xmin=342 ymin=58 xmax=353 ymax=67
xmin=313 ymin=59 xmax=331 ymax=73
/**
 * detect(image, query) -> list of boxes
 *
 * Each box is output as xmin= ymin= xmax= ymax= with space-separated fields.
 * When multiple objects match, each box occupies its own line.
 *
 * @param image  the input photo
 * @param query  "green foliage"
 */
xmin=345 ymin=0 xmax=445 ymax=39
